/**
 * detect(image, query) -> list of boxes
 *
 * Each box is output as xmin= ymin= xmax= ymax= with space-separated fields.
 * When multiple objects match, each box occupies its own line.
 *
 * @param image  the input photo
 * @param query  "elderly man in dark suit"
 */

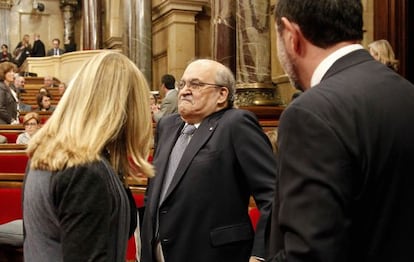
xmin=267 ymin=0 xmax=414 ymax=262
xmin=141 ymin=59 xmax=276 ymax=262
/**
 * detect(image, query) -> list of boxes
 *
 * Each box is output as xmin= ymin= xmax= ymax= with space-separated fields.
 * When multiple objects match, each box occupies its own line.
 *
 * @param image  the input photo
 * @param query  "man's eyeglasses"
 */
xmin=177 ymin=80 xmax=224 ymax=91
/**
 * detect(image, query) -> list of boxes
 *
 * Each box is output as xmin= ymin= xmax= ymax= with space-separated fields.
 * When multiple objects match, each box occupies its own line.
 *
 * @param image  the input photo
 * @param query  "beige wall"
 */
xmin=9 ymin=0 xmax=64 ymax=52
xmin=14 ymin=0 xmax=374 ymax=96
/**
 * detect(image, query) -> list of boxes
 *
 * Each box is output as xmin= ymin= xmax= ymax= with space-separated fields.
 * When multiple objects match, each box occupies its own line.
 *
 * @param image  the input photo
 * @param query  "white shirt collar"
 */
xmin=310 ymin=44 xmax=364 ymax=87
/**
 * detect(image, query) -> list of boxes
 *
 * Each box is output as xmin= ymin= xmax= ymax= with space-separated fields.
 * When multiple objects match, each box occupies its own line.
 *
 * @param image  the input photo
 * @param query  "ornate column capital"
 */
xmin=0 ymin=0 xmax=13 ymax=9
xmin=60 ymin=0 xmax=79 ymax=9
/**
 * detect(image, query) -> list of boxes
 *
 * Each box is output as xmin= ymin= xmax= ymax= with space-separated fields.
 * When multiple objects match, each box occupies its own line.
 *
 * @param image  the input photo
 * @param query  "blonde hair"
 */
xmin=368 ymin=39 xmax=399 ymax=71
xmin=28 ymin=51 xmax=154 ymax=179
xmin=23 ymin=112 xmax=39 ymax=124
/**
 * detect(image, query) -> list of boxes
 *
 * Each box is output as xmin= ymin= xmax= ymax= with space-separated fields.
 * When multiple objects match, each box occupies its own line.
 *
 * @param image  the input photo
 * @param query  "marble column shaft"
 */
xmin=61 ymin=1 xmax=78 ymax=50
xmin=236 ymin=0 xmax=271 ymax=84
xmin=82 ymin=0 xmax=102 ymax=50
xmin=211 ymin=0 xmax=237 ymax=75
xmin=123 ymin=0 xmax=152 ymax=86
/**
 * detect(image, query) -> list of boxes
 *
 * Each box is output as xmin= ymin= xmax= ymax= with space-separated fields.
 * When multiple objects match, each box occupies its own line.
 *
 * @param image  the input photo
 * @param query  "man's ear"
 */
xmin=217 ymin=87 xmax=229 ymax=104
xmin=280 ymin=17 xmax=303 ymax=56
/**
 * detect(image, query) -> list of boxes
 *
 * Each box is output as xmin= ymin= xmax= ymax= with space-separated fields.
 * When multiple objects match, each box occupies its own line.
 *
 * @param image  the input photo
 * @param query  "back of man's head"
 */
xmin=162 ymin=74 xmax=176 ymax=90
xmin=275 ymin=0 xmax=364 ymax=48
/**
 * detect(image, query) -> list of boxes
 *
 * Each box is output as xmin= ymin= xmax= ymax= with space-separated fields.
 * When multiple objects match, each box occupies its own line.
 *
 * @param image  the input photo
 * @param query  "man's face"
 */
xmin=276 ymin=23 xmax=302 ymax=91
xmin=52 ymin=41 xmax=59 ymax=49
xmin=178 ymin=61 xmax=226 ymax=124
xmin=15 ymin=77 xmax=25 ymax=88
xmin=44 ymin=77 xmax=53 ymax=87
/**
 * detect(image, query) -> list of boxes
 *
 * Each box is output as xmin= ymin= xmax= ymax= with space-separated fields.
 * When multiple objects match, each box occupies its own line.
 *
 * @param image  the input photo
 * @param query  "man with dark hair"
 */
xmin=152 ymin=74 xmax=178 ymax=122
xmin=268 ymin=0 xmax=414 ymax=261
xmin=46 ymin=38 xmax=65 ymax=56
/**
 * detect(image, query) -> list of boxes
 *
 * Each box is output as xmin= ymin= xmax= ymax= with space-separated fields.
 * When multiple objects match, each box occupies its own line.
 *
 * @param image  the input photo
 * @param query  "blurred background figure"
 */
xmin=46 ymin=38 xmax=65 ymax=56
xmin=0 ymin=44 xmax=13 ymax=63
xmin=12 ymin=75 xmax=32 ymax=112
xmin=31 ymin=34 xmax=46 ymax=57
xmin=368 ymin=39 xmax=399 ymax=72
xmin=0 ymin=62 xmax=19 ymax=124
xmin=16 ymin=112 xmax=40 ymax=144
xmin=42 ymin=75 xmax=57 ymax=88
xmin=13 ymin=34 xmax=31 ymax=67
xmin=151 ymin=74 xmax=178 ymax=122
xmin=36 ymin=92 xmax=55 ymax=112
xmin=58 ymin=82 xmax=66 ymax=95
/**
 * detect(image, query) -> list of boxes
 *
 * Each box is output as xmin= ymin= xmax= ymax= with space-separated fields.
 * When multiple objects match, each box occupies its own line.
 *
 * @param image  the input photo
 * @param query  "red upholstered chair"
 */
xmin=0 ymin=131 xmax=22 ymax=144
xmin=0 ymin=153 xmax=29 ymax=173
xmin=0 ymin=188 xmax=22 ymax=224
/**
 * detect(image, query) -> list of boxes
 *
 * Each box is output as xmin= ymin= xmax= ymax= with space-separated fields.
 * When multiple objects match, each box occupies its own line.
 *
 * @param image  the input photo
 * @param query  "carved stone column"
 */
xmin=61 ymin=0 xmax=78 ymax=52
xmin=235 ymin=0 xmax=279 ymax=106
xmin=211 ymin=0 xmax=236 ymax=75
xmin=123 ymin=0 xmax=152 ymax=85
xmin=82 ymin=0 xmax=102 ymax=49
xmin=0 ymin=0 xmax=13 ymax=47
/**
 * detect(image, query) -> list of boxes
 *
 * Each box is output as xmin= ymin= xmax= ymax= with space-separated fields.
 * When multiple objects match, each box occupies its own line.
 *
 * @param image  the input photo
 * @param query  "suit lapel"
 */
xmin=149 ymin=117 xmax=184 ymax=214
xmin=161 ymin=110 xmax=226 ymax=204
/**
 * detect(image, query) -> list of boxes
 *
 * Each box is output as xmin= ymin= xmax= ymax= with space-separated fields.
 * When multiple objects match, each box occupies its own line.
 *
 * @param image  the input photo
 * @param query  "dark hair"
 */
xmin=1 ymin=44 xmax=8 ymax=49
xmin=37 ymin=92 xmax=52 ymax=109
xmin=161 ymin=74 xmax=176 ymax=90
xmin=275 ymin=0 xmax=364 ymax=48
xmin=52 ymin=38 xmax=61 ymax=44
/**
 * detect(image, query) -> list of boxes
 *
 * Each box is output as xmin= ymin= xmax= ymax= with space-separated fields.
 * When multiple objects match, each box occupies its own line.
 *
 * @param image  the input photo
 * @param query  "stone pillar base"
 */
xmin=235 ymin=83 xmax=281 ymax=107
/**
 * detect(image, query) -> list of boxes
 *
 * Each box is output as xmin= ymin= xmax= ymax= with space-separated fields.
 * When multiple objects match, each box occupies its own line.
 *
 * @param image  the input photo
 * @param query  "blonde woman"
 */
xmin=23 ymin=51 xmax=154 ymax=262
xmin=368 ymin=39 xmax=399 ymax=71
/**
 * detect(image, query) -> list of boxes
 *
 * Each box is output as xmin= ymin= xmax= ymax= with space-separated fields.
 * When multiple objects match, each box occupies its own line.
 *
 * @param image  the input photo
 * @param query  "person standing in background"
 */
xmin=23 ymin=51 xmax=154 ymax=262
xmin=368 ymin=39 xmax=399 ymax=72
xmin=267 ymin=1 xmax=414 ymax=261
xmin=46 ymin=38 xmax=65 ymax=56
xmin=13 ymin=34 xmax=31 ymax=67
xmin=152 ymin=74 xmax=178 ymax=122
xmin=31 ymin=34 xmax=46 ymax=57
xmin=0 ymin=62 xmax=19 ymax=124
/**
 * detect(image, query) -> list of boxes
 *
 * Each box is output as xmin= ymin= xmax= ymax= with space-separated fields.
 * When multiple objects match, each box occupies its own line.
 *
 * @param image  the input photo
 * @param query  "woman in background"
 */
xmin=0 ymin=44 xmax=13 ymax=63
xmin=23 ymin=51 xmax=154 ymax=261
xmin=16 ymin=112 xmax=40 ymax=144
xmin=0 ymin=62 xmax=19 ymax=124
xmin=368 ymin=39 xmax=399 ymax=72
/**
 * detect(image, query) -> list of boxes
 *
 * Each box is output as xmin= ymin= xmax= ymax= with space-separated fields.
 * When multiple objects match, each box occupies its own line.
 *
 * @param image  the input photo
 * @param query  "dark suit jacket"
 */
xmin=0 ymin=82 xmax=18 ymax=124
xmin=46 ymin=48 xmax=65 ymax=56
xmin=31 ymin=40 xmax=46 ymax=57
xmin=142 ymin=108 xmax=276 ymax=262
xmin=267 ymin=49 xmax=414 ymax=262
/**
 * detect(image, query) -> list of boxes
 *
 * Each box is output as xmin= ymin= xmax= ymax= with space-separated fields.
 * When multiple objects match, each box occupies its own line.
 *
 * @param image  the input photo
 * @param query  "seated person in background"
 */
xmin=43 ymin=75 xmax=57 ymax=88
xmin=12 ymin=75 xmax=32 ymax=112
xmin=16 ymin=112 xmax=40 ymax=144
xmin=46 ymin=38 xmax=65 ymax=56
xmin=0 ymin=44 xmax=13 ymax=63
xmin=36 ymin=92 xmax=55 ymax=112
xmin=58 ymin=82 xmax=66 ymax=95
xmin=368 ymin=39 xmax=399 ymax=72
